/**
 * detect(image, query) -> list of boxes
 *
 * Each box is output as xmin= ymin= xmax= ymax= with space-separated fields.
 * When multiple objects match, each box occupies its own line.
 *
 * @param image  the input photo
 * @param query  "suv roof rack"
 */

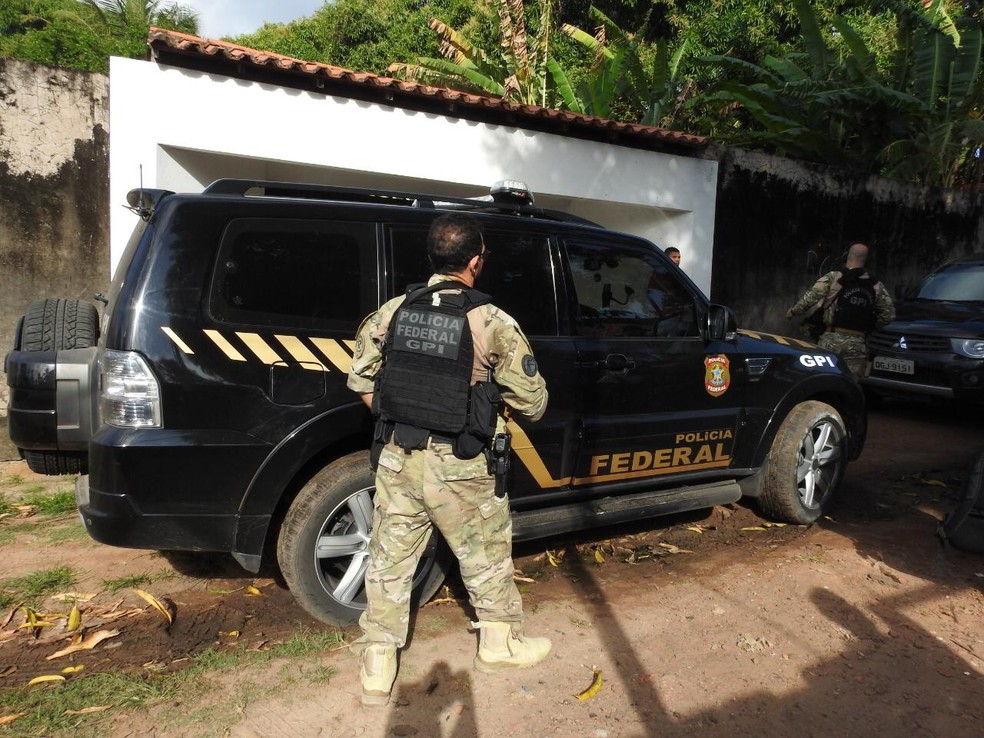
xmin=202 ymin=179 xmax=600 ymax=227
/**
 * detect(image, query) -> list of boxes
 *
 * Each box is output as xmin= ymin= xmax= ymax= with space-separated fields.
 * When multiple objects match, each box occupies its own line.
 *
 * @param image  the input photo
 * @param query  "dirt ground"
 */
xmin=2 ymin=398 xmax=983 ymax=737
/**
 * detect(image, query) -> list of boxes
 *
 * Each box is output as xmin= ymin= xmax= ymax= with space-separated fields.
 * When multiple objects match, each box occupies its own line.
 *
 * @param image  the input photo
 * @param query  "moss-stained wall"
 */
xmin=710 ymin=147 xmax=984 ymax=335
xmin=0 ymin=58 xmax=109 ymax=459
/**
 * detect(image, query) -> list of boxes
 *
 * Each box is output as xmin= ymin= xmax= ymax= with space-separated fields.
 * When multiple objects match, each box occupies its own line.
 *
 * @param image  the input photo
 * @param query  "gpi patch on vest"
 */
xmin=392 ymin=307 xmax=465 ymax=358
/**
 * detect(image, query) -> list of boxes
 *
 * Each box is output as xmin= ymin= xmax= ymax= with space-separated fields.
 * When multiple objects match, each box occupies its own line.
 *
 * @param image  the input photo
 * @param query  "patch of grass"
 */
xmin=21 ymin=488 xmax=77 ymax=515
xmin=0 ymin=493 xmax=13 ymax=515
xmin=0 ymin=671 xmax=174 ymax=738
xmin=0 ymin=565 xmax=77 ymax=609
xmin=2 ymin=473 xmax=25 ymax=487
xmin=101 ymin=573 xmax=154 ymax=593
xmin=44 ymin=524 xmax=91 ymax=545
xmin=267 ymin=626 xmax=346 ymax=658
xmin=0 ymin=625 xmax=345 ymax=737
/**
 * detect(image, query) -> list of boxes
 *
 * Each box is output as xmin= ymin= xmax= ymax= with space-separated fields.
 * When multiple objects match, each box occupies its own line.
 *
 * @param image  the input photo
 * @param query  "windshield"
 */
xmin=915 ymin=261 xmax=984 ymax=302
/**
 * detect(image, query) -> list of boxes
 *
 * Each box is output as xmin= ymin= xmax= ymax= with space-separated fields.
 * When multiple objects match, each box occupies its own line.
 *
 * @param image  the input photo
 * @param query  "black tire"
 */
xmin=13 ymin=315 xmax=24 ymax=351
xmin=17 ymin=298 xmax=100 ymax=476
xmin=759 ymin=401 xmax=847 ymax=524
xmin=21 ymin=298 xmax=99 ymax=351
xmin=277 ymin=451 xmax=453 ymax=625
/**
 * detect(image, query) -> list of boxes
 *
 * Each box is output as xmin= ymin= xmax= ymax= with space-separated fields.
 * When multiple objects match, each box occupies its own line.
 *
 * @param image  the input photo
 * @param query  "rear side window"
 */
xmin=210 ymin=219 xmax=377 ymax=331
xmin=389 ymin=226 xmax=559 ymax=337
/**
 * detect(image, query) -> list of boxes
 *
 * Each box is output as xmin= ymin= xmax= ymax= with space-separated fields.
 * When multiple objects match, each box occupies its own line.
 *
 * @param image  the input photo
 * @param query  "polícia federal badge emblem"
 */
xmin=704 ymin=354 xmax=730 ymax=397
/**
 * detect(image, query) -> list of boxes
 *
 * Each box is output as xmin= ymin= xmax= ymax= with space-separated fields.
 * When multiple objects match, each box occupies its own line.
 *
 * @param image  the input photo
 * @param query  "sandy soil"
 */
xmin=1 ymin=399 xmax=983 ymax=737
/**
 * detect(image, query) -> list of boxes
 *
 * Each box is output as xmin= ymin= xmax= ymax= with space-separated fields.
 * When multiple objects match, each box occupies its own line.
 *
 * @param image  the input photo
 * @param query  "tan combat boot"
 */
xmin=360 ymin=643 xmax=397 ymax=706
xmin=472 ymin=620 xmax=552 ymax=673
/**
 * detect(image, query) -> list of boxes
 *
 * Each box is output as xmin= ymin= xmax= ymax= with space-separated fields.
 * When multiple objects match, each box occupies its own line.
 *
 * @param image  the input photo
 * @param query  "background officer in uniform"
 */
xmin=786 ymin=242 xmax=895 ymax=378
xmin=347 ymin=213 xmax=550 ymax=706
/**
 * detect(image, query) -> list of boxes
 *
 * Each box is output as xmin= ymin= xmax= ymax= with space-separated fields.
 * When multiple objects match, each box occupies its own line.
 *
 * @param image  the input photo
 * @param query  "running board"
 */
xmin=511 ymin=480 xmax=742 ymax=543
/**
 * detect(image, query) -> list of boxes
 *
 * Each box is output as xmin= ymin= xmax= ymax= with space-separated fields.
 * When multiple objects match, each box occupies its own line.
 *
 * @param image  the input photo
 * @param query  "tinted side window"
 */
xmin=566 ymin=239 xmax=699 ymax=338
xmin=210 ymin=219 xmax=377 ymax=332
xmin=390 ymin=227 xmax=558 ymax=337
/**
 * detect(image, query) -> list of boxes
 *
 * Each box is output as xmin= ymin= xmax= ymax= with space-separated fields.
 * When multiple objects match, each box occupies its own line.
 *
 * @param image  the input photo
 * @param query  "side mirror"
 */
xmin=706 ymin=304 xmax=738 ymax=341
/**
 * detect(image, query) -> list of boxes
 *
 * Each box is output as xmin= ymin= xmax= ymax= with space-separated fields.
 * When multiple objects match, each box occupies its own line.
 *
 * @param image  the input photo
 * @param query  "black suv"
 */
xmin=864 ymin=253 xmax=984 ymax=402
xmin=5 ymin=180 xmax=866 ymax=624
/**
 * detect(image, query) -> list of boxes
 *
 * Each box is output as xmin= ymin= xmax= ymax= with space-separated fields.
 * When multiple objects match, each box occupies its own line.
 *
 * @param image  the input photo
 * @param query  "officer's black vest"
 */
xmin=832 ymin=268 xmax=878 ymax=332
xmin=375 ymin=281 xmax=492 ymax=447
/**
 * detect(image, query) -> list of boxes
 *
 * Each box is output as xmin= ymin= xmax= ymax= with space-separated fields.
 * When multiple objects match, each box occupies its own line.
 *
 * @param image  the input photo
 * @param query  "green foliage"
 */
xmin=692 ymin=0 xmax=984 ymax=186
xmin=387 ymin=0 xmax=563 ymax=106
xmin=0 ymin=0 xmax=109 ymax=71
xmin=229 ymin=0 xmax=485 ymax=76
xmin=559 ymin=6 xmax=689 ymax=126
xmin=0 ymin=0 xmax=198 ymax=72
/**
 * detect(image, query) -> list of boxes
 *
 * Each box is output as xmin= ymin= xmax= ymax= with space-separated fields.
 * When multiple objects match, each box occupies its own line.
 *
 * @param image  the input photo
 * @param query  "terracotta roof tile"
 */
xmin=146 ymin=28 xmax=708 ymax=152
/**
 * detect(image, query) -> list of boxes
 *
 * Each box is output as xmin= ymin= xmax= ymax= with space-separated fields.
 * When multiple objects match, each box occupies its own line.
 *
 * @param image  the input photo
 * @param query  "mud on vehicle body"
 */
xmin=5 ymin=180 xmax=867 ymax=624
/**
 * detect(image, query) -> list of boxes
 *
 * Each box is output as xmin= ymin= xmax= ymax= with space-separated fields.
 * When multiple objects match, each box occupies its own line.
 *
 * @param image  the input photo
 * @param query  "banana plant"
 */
xmin=558 ymin=6 xmax=689 ymax=126
xmin=387 ymin=0 xmax=557 ymax=107
xmin=693 ymin=0 xmax=984 ymax=185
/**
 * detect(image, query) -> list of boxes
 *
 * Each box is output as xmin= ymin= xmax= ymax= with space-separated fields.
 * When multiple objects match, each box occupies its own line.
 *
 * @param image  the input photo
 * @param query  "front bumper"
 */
xmin=863 ymin=350 xmax=984 ymax=401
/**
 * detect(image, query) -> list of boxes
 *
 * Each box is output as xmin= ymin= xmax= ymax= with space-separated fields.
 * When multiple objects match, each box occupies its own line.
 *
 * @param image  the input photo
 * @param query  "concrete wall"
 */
xmin=710 ymin=148 xmax=984 ymax=335
xmin=0 ymin=58 xmax=110 ymax=459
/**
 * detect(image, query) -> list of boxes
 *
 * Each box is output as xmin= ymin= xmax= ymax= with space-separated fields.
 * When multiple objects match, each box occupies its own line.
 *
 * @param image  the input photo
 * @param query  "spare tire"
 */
xmin=18 ymin=298 xmax=100 ymax=475
xmin=21 ymin=298 xmax=99 ymax=352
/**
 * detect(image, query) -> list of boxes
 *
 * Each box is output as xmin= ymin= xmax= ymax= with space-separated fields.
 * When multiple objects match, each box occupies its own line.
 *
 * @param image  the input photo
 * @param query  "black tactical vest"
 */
xmin=375 ymin=281 xmax=492 ymax=449
xmin=832 ymin=268 xmax=878 ymax=332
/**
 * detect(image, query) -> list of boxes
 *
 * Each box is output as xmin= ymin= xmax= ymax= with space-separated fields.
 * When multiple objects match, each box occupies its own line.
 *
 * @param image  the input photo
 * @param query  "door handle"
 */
xmin=603 ymin=354 xmax=636 ymax=374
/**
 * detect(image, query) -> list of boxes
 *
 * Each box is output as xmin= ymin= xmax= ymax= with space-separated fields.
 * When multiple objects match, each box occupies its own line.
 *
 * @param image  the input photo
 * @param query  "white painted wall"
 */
xmin=109 ymin=56 xmax=717 ymax=294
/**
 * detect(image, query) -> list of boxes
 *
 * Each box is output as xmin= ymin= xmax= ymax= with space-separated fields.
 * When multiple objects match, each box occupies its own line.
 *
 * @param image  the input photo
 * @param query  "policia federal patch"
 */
xmin=392 ymin=306 xmax=465 ymax=359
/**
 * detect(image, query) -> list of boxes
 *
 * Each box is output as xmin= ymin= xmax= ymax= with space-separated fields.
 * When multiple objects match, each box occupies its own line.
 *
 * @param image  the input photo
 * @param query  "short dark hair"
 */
xmin=664 ymin=246 xmax=680 ymax=256
xmin=428 ymin=213 xmax=483 ymax=274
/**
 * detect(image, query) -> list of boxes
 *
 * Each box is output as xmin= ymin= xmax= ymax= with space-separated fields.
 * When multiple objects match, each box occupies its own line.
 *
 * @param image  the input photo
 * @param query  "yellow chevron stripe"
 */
xmin=311 ymin=338 xmax=353 ymax=374
xmin=276 ymin=335 xmax=327 ymax=371
xmin=738 ymin=329 xmax=816 ymax=349
xmin=236 ymin=332 xmax=283 ymax=365
xmin=204 ymin=329 xmax=246 ymax=361
xmin=161 ymin=327 xmax=194 ymax=354
xmin=506 ymin=420 xmax=571 ymax=489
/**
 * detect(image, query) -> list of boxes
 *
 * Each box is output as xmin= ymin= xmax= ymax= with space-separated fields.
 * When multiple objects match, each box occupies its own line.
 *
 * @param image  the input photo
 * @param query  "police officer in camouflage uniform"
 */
xmin=786 ymin=242 xmax=895 ymax=379
xmin=347 ymin=213 xmax=551 ymax=707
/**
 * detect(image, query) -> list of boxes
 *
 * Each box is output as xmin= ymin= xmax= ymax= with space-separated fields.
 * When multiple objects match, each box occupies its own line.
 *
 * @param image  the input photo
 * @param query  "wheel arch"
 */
xmin=231 ymin=402 xmax=373 ymax=570
xmin=749 ymin=376 xmax=866 ymax=472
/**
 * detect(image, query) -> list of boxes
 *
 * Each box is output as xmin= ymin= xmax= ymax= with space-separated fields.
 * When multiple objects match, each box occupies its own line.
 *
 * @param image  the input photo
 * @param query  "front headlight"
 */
xmin=951 ymin=338 xmax=984 ymax=358
xmin=99 ymin=350 xmax=162 ymax=428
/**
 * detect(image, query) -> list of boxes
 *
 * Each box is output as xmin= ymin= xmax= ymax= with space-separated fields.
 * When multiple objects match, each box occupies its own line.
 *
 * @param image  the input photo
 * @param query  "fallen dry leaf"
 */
xmin=47 ymin=629 xmax=121 ymax=660
xmin=657 ymin=543 xmax=693 ymax=554
xmin=64 ymin=705 xmax=113 ymax=716
xmin=0 ymin=714 xmax=26 ymax=726
xmin=246 ymin=585 xmax=263 ymax=596
xmin=61 ymin=665 xmax=85 ymax=675
xmin=133 ymin=589 xmax=174 ymax=624
xmin=27 ymin=674 xmax=66 ymax=686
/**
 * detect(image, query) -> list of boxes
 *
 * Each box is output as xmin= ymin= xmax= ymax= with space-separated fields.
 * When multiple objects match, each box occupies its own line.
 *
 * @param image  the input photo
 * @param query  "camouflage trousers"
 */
xmin=818 ymin=332 xmax=867 ymax=380
xmin=359 ymin=439 xmax=523 ymax=647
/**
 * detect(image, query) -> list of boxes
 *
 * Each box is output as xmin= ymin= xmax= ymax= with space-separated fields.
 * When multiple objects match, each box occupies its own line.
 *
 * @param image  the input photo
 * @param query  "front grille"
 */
xmin=867 ymin=331 xmax=950 ymax=353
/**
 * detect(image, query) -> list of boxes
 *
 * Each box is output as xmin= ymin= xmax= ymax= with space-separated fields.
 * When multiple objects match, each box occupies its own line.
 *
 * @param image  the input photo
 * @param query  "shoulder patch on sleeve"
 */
xmin=522 ymin=355 xmax=538 ymax=377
